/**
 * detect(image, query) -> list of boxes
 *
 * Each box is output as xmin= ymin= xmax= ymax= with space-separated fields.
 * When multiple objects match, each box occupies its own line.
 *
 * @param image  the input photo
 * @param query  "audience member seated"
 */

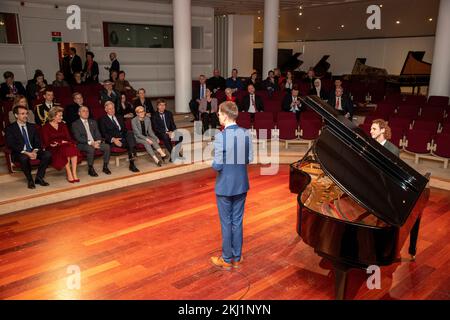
xmin=189 ymin=74 xmax=208 ymax=122
xmin=8 ymin=95 xmax=36 ymax=124
xmin=41 ymin=107 xmax=81 ymax=183
xmin=245 ymin=71 xmax=262 ymax=91
xmin=303 ymin=68 xmax=316 ymax=90
xmin=5 ymin=105 xmax=52 ymax=189
xmin=224 ymin=88 xmax=237 ymax=104
xmin=114 ymin=71 xmax=136 ymax=96
xmin=328 ymin=87 xmax=353 ymax=120
xmin=109 ymin=70 xmax=119 ymax=84
xmin=69 ymin=47 xmax=83 ymax=78
xmin=282 ymin=70 xmax=295 ymax=94
xmin=151 ymin=98 xmax=183 ymax=160
xmin=117 ymin=93 xmax=135 ymax=119
xmin=132 ymin=106 xmax=168 ymax=166
xmin=25 ymin=70 xmax=47 ymax=103
xmin=274 ymin=68 xmax=283 ymax=87
xmin=226 ymin=69 xmax=244 ymax=93
xmin=282 ymin=85 xmax=302 ymax=120
xmin=99 ymin=101 xmax=140 ymax=173
xmin=0 ymin=71 xmax=26 ymax=101
xmin=100 ymin=80 xmax=121 ymax=111
xmin=329 ymin=78 xmax=344 ymax=100
xmin=71 ymin=71 xmax=84 ymax=87
xmin=133 ymin=88 xmax=155 ymax=116
xmin=240 ymin=84 xmax=264 ymax=118
xmin=105 ymin=52 xmax=120 ymax=76
xmin=83 ymin=51 xmax=99 ymax=83
xmin=309 ymin=78 xmax=329 ymax=100
xmin=71 ymin=106 xmax=111 ymax=177
xmin=263 ymin=70 xmax=279 ymax=97
xmin=199 ymin=88 xmax=219 ymax=133
xmin=207 ymin=69 xmax=226 ymax=93
xmin=64 ymin=92 xmax=91 ymax=128
xmin=35 ymin=89 xmax=60 ymax=126
xmin=52 ymin=71 xmax=70 ymax=87
xmin=370 ymin=119 xmax=400 ymax=157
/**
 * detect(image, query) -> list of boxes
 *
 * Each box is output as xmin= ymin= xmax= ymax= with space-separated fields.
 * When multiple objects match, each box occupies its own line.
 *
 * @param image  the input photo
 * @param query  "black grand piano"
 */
xmin=289 ymin=96 xmax=430 ymax=300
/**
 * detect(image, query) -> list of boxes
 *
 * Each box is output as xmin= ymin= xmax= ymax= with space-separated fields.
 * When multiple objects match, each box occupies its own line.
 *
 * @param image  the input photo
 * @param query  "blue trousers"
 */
xmin=216 ymin=193 xmax=247 ymax=263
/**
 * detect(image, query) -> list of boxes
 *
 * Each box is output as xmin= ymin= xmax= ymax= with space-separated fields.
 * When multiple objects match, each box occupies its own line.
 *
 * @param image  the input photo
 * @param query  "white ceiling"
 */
xmin=140 ymin=0 xmax=440 ymax=41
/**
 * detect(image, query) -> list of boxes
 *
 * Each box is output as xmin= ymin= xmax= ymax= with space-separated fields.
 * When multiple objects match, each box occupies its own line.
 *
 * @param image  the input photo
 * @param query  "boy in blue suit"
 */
xmin=211 ymin=101 xmax=253 ymax=269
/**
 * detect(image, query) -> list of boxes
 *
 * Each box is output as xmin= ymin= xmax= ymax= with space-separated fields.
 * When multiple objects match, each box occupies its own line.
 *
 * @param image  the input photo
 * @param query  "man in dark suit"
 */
xmin=99 ymin=101 xmax=139 ymax=173
xmin=133 ymin=88 xmax=155 ymax=116
xmin=240 ymin=84 xmax=264 ymax=114
xmin=70 ymin=47 xmax=83 ymax=75
xmin=189 ymin=74 xmax=207 ymax=121
xmin=105 ymin=52 xmax=120 ymax=75
xmin=303 ymin=68 xmax=316 ymax=91
xmin=5 ymin=106 xmax=52 ymax=189
xmin=328 ymin=87 xmax=354 ymax=120
xmin=207 ymin=69 xmax=226 ymax=93
xmin=64 ymin=92 xmax=92 ymax=128
xmin=72 ymin=106 xmax=111 ymax=177
xmin=0 ymin=71 xmax=26 ymax=100
xmin=210 ymin=101 xmax=253 ymax=269
xmin=282 ymin=85 xmax=303 ymax=120
xmin=151 ymin=98 xmax=183 ymax=159
xmin=370 ymin=119 xmax=400 ymax=157
xmin=100 ymin=80 xmax=121 ymax=112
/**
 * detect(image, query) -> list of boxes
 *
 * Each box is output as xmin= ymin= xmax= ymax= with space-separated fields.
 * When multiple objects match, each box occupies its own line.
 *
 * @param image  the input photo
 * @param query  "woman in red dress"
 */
xmin=41 ymin=107 xmax=81 ymax=183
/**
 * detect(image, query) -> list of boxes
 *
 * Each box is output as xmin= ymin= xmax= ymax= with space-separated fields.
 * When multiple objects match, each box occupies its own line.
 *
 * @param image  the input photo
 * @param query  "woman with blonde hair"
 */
xmin=131 ymin=106 xmax=168 ymax=166
xmin=8 ymin=95 xmax=36 ymax=124
xmin=41 ymin=107 xmax=81 ymax=182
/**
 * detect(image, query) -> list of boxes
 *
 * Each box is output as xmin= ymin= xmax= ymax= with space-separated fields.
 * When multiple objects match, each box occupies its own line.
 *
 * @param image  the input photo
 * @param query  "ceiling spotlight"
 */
xmin=341 ymin=24 xmax=345 ymax=28
xmin=296 ymin=27 xmax=300 ymax=31
xmin=380 ymin=4 xmax=383 ymax=7
xmin=0 ymin=21 xmax=4 ymax=26
xmin=317 ymin=26 xmax=321 ymax=30
xmin=299 ymin=12 xmax=303 ymax=16
xmin=126 ymin=28 xmax=130 ymax=31
xmin=428 ymin=18 xmax=433 ymax=21
xmin=396 ymin=20 xmax=400 ymax=24
xmin=257 ymin=16 xmax=261 ymax=20
xmin=299 ymin=5 xmax=303 ymax=9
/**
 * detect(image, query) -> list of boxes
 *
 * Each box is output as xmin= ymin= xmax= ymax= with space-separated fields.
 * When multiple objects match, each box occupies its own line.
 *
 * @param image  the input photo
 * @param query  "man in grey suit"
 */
xmin=370 ymin=118 xmax=400 ymax=157
xmin=131 ymin=106 xmax=168 ymax=166
xmin=71 ymin=106 xmax=111 ymax=177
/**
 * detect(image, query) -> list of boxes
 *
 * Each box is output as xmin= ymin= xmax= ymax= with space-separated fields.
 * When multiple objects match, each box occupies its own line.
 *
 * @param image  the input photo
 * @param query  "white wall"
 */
xmin=0 ymin=0 xmax=214 ymax=97
xmin=255 ymin=36 xmax=435 ymax=75
xmin=228 ymin=15 xmax=254 ymax=77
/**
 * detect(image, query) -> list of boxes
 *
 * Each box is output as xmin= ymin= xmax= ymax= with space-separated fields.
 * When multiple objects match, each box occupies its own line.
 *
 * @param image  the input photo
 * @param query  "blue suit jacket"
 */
xmin=212 ymin=124 xmax=253 ymax=196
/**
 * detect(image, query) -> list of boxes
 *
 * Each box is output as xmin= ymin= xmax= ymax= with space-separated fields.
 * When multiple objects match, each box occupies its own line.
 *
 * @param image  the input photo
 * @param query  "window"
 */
xmin=0 ymin=13 xmax=20 ymax=44
xmin=103 ymin=22 xmax=203 ymax=49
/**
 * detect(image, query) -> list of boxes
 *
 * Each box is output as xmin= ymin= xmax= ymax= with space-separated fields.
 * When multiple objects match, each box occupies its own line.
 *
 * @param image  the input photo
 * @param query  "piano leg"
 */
xmin=333 ymin=263 xmax=349 ymax=300
xmin=408 ymin=217 xmax=422 ymax=261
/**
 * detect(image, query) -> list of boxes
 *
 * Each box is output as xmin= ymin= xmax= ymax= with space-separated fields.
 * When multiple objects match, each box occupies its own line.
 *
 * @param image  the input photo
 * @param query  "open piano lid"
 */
xmin=301 ymin=95 xmax=429 ymax=227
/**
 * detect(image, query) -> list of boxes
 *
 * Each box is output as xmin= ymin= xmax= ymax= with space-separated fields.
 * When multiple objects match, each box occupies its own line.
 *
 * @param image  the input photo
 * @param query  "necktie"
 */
xmin=336 ymin=97 xmax=341 ymax=110
xmin=200 ymin=85 xmax=205 ymax=99
xmin=21 ymin=126 xmax=33 ymax=152
xmin=161 ymin=113 xmax=168 ymax=132
xmin=112 ymin=116 xmax=121 ymax=130
xmin=251 ymin=95 xmax=255 ymax=107
xmin=84 ymin=120 xmax=94 ymax=142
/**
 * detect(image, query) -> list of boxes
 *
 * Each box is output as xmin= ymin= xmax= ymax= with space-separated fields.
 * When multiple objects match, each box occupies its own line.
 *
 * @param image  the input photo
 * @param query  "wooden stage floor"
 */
xmin=0 ymin=165 xmax=448 ymax=300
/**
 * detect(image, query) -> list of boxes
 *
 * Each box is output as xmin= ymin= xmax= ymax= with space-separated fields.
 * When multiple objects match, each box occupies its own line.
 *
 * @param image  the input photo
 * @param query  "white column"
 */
xmin=262 ymin=0 xmax=279 ymax=77
xmin=429 ymin=0 xmax=450 ymax=98
xmin=173 ymin=0 xmax=192 ymax=113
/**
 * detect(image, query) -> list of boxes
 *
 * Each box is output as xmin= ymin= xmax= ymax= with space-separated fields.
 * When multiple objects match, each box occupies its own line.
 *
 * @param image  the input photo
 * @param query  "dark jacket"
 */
xmin=71 ymin=55 xmax=83 ymax=73
xmin=133 ymin=97 xmax=155 ymax=115
xmin=100 ymin=89 xmax=121 ymax=111
xmin=240 ymin=94 xmax=264 ymax=112
xmin=71 ymin=118 xmax=104 ymax=146
xmin=207 ymin=76 xmax=226 ymax=91
xmin=151 ymin=110 xmax=177 ymax=135
xmin=282 ymin=95 xmax=303 ymax=113
xmin=99 ymin=114 xmax=128 ymax=143
xmin=5 ymin=122 xmax=42 ymax=160
xmin=0 ymin=81 xmax=26 ymax=100
xmin=328 ymin=95 xmax=354 ymax=118
xmin=83 ymin=61 xmax=99 ymax=83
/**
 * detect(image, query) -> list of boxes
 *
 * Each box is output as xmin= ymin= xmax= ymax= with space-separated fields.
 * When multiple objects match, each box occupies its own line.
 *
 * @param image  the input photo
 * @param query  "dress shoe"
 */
xmin=88 ymin=167 xmax=98 ymax=177
xmin=232 ymin=256 xmax=244 ymax=268
xmin=73 ymin=179 xmax=80 ymax=183
xmin=129 ymin=162 xmax=140 ymax=172
xmin=210 ymin=256 xmax=232 ymax=270
xmin=156 ymin=160 xmax=163 ymax=167
xmin=35 ymin=178 xmax=49 ymax=186
xmin=67 ymin=179 xmax=75 ymax=183
xmin=102 ymin=166 xmax=112 ymax=175
xmin=27 ymin=180 xmax=36 ymax=189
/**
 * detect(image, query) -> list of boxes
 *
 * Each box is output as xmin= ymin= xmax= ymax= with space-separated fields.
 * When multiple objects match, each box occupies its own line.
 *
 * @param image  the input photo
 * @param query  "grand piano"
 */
xmin=289 ymin=96 xmax=430 ymax=300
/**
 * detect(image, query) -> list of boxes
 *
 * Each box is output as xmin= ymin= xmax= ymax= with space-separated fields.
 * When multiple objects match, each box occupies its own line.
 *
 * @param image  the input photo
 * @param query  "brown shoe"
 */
xmin=232 ymin=256 xmax=244 ymax=268
xmin=210 ymin=256 xmax=232 ymax=270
